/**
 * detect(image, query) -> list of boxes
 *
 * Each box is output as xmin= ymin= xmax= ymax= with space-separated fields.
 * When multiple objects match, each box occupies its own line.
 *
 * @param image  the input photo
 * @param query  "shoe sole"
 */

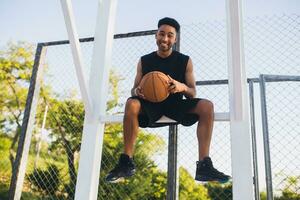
xmin=196 ymin=176 xmax=231 ymax=184
xmin=106 ymin=170 xmax=136 ymax=183
xmin=107 ymin=177 xmax=125 ymax=183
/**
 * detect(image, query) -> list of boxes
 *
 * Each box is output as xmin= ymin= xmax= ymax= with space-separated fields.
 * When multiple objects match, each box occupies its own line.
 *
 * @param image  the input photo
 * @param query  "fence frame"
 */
xmin=259 ymin=74 xmax=300 ymax=200
xmin=8 ymin=44 xmax=47 ymax=200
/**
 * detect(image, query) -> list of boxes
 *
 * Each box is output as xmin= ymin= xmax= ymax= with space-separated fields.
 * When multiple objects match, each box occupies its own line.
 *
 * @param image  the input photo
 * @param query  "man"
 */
xmin=106 ymin=17 xmax=230 ymax=183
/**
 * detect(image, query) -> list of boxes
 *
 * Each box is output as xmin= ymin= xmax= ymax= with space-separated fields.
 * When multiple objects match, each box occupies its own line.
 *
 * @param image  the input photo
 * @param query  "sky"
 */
xmin=0 ymin=0 xmax=299 ymax=46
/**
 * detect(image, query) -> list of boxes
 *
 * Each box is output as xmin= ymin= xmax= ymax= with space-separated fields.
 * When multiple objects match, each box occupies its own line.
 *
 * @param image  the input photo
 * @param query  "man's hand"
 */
xmin=133 ymin=86 xmax=146 ymax=99
xmin=167 ymin=75 xmax=187 ymax=94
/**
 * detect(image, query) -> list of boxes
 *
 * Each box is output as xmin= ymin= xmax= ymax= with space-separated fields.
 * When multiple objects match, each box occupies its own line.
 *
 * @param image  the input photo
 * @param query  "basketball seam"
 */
xmin=157 ymin=74 xmax=169 ymax=101
xmin=145 ymin=74 xmax=150 ymax=100
xmin=151 ymin=73 xmax=157 ymax=102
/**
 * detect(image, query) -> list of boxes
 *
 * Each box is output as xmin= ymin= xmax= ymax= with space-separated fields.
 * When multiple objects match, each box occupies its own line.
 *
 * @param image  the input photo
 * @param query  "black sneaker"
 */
xmin=105 ymin=153 xmax=136 ymax=183
xmin=195 ymin=157 xmax=231 ymax=183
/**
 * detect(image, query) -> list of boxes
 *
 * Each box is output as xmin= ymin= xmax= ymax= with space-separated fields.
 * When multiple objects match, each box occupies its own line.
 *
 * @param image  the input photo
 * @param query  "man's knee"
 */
xmin=125 ymin=98 xmax=141 ymax=115
xmin=197 ymin=99 xmax=214 ymax=116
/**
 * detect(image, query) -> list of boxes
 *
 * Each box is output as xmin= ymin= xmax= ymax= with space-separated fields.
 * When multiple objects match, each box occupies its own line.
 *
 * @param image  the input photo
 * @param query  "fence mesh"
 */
xmin=0 ymin=14 xmax=299 ymax=200
xmin=263 ymin=81 xmax=300 ymax=198
xmin=244 ymin=14 xmax=300 ymax=77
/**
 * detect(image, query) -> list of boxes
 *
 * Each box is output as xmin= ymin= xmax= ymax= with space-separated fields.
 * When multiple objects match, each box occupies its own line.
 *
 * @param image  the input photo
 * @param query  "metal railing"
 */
xmin=259 ymin=75 xmax=300 ymax=200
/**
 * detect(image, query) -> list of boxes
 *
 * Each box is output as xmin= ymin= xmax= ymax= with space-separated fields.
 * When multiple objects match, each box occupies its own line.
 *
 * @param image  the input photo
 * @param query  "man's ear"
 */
xmin=174 ymin=36 xmax=177 ymax=44
xmin=175 ymin=32 xmax=180 ymax=43
xmin=174 ymin=32 xmax=178 ymax=42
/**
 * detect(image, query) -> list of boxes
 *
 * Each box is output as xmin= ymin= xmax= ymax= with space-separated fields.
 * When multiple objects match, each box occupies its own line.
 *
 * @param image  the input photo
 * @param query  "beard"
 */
xmin=156 ymin=39 xmax=173 ymax=52
xmin=158 ymin=42 xmax=172 ymax=52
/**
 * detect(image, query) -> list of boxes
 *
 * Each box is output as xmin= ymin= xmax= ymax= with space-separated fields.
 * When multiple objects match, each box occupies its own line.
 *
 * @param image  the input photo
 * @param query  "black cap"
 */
xmin=158 ymin=17 xmax=180 ymax=32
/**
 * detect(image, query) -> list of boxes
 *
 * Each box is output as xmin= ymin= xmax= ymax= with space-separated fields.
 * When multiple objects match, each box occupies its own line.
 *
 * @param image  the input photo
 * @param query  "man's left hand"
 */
xmin=167 ymin=75 xmax=187 ymax=94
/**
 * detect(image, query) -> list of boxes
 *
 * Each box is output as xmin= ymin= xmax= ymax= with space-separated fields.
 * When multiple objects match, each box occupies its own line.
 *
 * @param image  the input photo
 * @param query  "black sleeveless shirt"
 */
xmin=141 ymin=51 xmax=189 ymax=103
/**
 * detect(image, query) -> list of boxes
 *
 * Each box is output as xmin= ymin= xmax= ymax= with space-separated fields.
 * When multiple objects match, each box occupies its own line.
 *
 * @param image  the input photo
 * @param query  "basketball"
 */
xmin=139 ymin=71 xmax=171 ymax=103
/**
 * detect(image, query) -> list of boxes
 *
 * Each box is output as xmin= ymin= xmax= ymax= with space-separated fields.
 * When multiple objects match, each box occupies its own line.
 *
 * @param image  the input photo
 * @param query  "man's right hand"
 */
xmin=134 ymin=86 xmax=145 ymax=99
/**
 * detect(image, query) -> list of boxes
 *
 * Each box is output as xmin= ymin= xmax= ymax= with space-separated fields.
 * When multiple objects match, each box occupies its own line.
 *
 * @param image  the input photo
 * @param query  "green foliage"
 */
xmin=0 ymin=42 xmax=35 ymax=179
xmin=46 ymin=98 xmax=84 ymax=152
xmin=107 ymin=69 xmax=121 ymax=110
xmin=260 ymin=175 xmax=300 ymax=200
xmin=63 ymin=183 xmax=76 ymax=200
xmin=260 ymin=191 xmax=267 ymax=200
xmin=0 ymin=134 xmax=11 ymax=150
xmin=98 ymin=122 xmax=169 ymax=199
xmin=179 ymin=167 xmax=210 ymax=200
xmin=0 ymin=41 xmax=34 ymax=134
xmin=275 ymin=175 xmax=300 ymax=200
xmin=27 ymin=164 xmax=60 ymax=195
xmin=0 ymin=41 xmax=33 ymax=83
xmin=205 ymin=182 xmax=232 ymax=200
xmin=98 ymin=162 xmax=168 ymax=200
xmin=276 ymin=190 xmax=300 ymax=200
xmin=0 ymin=135 xmax=13 ymax=175
xmin=0 ymin=182 xmax=9 ymax=200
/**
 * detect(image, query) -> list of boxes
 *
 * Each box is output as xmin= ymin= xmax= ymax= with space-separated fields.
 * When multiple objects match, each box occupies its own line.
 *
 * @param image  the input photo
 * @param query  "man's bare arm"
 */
xmin=131 ymin=59 xmax=144 ymax=97
xmin=168 ymin=58 xmax=196 ymax=98
xmin=183 ymin=58 xmax=197 ymax=98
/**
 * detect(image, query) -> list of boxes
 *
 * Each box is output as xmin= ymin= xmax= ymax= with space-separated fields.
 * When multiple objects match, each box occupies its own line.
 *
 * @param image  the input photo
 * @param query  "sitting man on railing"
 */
xmin=106 ymin=17 xmax=231 ymax=183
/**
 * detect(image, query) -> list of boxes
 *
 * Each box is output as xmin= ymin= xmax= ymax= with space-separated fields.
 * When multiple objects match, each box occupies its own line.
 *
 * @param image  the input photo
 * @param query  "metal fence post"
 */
xmin=248 ymin=80 xmax=260 ymax=200
xmin=167 ymin=125 xmax=178 ymax=200
xmin=259 ymin=74 xmax=273 ymax=200
xmin=166 ymin=31 xmax=181 ymax=200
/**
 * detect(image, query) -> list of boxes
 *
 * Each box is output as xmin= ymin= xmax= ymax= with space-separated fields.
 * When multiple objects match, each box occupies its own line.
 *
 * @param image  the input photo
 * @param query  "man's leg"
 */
xmin=123 ymin=98 xmax=142 ymax=157
xmin=189 ymin=99 xmax=214 ymax=160
xmin=106 ymin=98 xmax=141 ymax=183
xmin=190 ymin=99 xmax=230 ymax=183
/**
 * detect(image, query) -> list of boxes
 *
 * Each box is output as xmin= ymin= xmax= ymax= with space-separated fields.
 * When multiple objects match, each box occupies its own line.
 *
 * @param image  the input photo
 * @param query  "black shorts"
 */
xmin=129 ymin=96 xmax=203 ymax=128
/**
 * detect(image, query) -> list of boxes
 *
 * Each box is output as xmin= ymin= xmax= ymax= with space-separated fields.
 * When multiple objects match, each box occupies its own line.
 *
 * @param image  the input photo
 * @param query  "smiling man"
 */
xmin=105 ymin=17 xmax=230 ymax=184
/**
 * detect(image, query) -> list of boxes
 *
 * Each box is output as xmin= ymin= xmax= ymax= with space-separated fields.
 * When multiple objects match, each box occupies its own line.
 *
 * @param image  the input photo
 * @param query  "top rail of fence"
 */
xmin=40 ymin=30 xmax=157 ymax=47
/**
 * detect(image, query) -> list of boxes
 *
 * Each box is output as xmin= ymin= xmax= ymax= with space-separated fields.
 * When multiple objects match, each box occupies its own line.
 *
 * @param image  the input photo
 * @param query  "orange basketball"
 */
xmin=139 ymin=71 xmax=171 ymax=103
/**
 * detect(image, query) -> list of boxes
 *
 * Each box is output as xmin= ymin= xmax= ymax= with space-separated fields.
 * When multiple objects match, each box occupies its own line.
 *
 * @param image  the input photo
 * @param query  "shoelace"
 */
xmin=198 ymin=160 xmax=226 ymax=176
xmin=111 ymin=159 xmax=133 ymax=173
xmin=210 ymin=166 xmax=227 ymax=176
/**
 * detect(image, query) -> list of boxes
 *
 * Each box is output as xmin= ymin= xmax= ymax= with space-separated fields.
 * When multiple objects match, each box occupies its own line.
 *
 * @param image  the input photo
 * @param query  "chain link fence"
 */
xmin=244 ymin=14 xmax=300 ymax=200
xmin=267 ymin=81 xmax=300 ymax=199
xmin=259 ymin=75 xmax=300 ymax=200
xmin=0 ymin=14 xmax=299 ymax=200
xmin=244 ymin=14 xmax=299 ymax=77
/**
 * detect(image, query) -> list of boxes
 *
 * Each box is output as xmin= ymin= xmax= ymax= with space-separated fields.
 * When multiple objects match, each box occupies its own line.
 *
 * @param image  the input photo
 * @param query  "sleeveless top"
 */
xmin=141 ymin=50 xmax=189 ymax=103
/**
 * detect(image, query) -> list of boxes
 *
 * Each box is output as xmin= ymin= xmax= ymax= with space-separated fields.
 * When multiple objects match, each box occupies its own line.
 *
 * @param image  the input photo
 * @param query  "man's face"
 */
xmin=155 ymin=25 xmax=177 ymax=52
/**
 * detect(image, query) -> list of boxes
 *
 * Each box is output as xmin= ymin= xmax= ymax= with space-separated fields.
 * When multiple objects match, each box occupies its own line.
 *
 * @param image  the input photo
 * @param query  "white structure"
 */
xmin=60 ymin=0 xmax=117 ymax=200
xmin=226 ymin=0 xmax=254 ymax=199
xmin=59 ymin=0 xmax=254 ymax=199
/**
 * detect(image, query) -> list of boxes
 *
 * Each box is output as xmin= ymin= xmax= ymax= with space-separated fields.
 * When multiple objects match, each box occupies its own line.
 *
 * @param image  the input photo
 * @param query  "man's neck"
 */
xmin=156 ymin=49 xmax=173 ymax=58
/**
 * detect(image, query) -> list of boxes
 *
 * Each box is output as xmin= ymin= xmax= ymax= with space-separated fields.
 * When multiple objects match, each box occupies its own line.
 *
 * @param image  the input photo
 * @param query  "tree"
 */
xmin=41 ymin=69 xmax=123 ymax=198
xmin=46 ymin=98 xmax=84 ymax=186
xmin=0 ymin=42 xmax=34 ymax=170
xmin=27 ymin=164 xmax=60 ymax=195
